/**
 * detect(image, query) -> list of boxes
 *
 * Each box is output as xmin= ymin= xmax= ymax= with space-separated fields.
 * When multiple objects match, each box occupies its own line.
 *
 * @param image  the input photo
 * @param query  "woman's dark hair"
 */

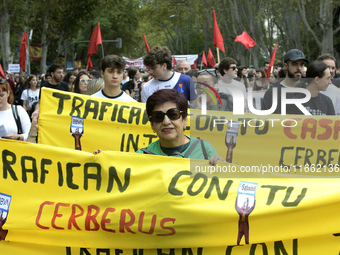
xmin=63 ymin=71 xmax=75 ymax=83
xmin=27 ymin=75 xmax=39 ymax=89
xmin=128 ymin=68 xmax=138 ymax=79
xmin=125 ymin=68 xmax=139 ymax=92
xmin=146 ymin=89 xmax=188 ymax=122
xmin=73 ymin=71 xmax=89 ymax=93
xmin=0 ymin=81 xmax=14 ymax=104
xmin=255 ymin=68 xmax=265 ymax=78
xmin=15 ymin=76 xmax=23 ymax=84
xmin=237 ymin=66 xmax=247 ymax=78
xmin=306 ymin=61 xmax=329 ymax=80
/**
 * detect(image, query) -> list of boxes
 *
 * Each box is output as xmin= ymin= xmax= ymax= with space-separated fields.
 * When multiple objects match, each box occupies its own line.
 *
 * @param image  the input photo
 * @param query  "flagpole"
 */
xmin=101 ymin=44 xmax=105 ymax=59
xmin=216 ymin=48 xmax=220 ymax=63
xmin=255 ymin=45 xmax=267 ymax=60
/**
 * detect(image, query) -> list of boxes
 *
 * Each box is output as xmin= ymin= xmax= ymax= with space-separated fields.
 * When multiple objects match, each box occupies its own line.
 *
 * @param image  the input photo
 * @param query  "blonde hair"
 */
xmin=86 ymin=78 xmax=104 ymax=95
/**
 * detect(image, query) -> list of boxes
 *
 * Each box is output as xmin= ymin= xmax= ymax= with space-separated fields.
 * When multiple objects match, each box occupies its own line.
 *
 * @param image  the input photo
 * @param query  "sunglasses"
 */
xmin=149 ymin=108 xmax=183 ymax=123
xmin=229 ymin=66 xmax=237 ymax=70
xmin=80 ymin=79 xmax=92 ymax=83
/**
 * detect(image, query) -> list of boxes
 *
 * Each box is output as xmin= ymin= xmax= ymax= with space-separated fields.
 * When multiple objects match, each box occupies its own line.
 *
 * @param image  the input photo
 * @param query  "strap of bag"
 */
xmin=140 ymin=148 xmax=156 ymax=155
xmin=200 ymin=140 xmax=208 ymax=160
xmin=11 ymin=105 xmax=22 ymax=134
xmin=183 ymin=139 xmax=200 ymax=158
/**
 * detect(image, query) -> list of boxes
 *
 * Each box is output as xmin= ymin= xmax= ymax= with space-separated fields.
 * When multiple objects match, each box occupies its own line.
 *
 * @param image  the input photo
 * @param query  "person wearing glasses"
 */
xmin=136 ymin=89 xmax=224 ymax=164
xmin=0 ymin=80 xmax=30 ymax=141
xmin=216 ymin=58 xmax=247 ymax=111
xmin=73 ymin=71 xmax=91 ymax=94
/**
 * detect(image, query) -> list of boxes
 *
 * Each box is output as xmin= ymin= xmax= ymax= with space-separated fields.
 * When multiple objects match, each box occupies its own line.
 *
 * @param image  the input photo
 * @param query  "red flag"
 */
xmin=207 ymin=48 xmax=216 ymax=67
xmin=87 ymin=23 xmax=103 ymax=70
xmin=143 ymin=33 xmax=150 ymax=53
xmin=266 ymin=44 xmax=277 ymax=78
xmin=213 ymin=10 xmax=225 ymax=53
xmin=0 ymin=64 xmax=5 ymax=79
xmin=19 ymin=31 xmax=28 ymax=72
xmin=202 ymin=51 xmax=207 ymax=68
xmin=235 ymin=31 xmax=256 ymax=50
xmin=172 ymin=54 xmax=177 ymax=67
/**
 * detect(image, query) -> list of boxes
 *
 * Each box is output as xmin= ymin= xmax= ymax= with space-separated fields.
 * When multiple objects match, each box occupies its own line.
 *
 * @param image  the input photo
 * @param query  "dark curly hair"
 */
xmin=101 ymin=55 xmax=126 ymax=72
xmin=143 ymin=46 xmax=172 ymax=70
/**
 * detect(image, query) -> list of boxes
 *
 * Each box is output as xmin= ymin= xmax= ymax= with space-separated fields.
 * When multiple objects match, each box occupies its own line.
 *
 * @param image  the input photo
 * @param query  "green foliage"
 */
xmin=3 ymin=0 xmax=340 ymax=73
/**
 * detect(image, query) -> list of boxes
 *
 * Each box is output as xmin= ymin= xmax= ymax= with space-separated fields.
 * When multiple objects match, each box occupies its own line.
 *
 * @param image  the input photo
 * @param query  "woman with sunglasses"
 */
xmin=73 ymin=71 xmax=91 ymax=94
xmin=136 ymin=89 xmax=224 ymax=165
xmin=0 ymin=80 xmax=31 ymax=141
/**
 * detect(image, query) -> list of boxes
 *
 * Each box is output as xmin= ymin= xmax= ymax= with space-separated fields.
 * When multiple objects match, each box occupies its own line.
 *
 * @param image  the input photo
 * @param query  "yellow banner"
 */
xmin=39 ymin=87 xmax=339 ymax=176
xmin=1 ymin=139 xmax=340 ymax=254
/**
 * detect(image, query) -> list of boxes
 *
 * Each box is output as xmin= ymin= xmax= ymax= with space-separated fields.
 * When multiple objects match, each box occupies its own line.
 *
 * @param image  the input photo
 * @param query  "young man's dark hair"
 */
xmin=48 ymin=63 xmax=63 ymax=74
xmin=306 ymin=60 xmax=329 ymax=79
xmin=89 ymin=70 xmax=102 ymax=79
xmin=263 ymin=61 xmax=269 ymax=67
xmin=101 ymin=55 xmax=126 ymax=72
xmin=143 ymin=46 xmax=172 ymax=70
xmin=218 ymin=57 xmax=237 ymax=76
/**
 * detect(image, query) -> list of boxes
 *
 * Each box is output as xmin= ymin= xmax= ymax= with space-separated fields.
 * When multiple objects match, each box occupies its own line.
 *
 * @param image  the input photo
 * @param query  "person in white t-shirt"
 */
xmin=92 ymin=55 xmax=136 ymax=102
xmin=317 ymin=53 xmax=340 ymax=115
xmin=216 ymin=57 xmax=247 ymax=112
xmin=21 ymin=75 xmax=40 ymax=113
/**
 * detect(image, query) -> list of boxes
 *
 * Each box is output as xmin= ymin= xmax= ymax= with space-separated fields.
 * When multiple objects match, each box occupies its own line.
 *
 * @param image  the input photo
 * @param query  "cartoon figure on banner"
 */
xmin=225 ymin=121 xmax=239 ymax=163
xmin=70 ymin=116 xmax=84 ymax=150
xmin=235 ymin=181 xmax=257 ymax=245
xmin=0 ymin=193 xmax=11 ymax=241
xmin=0 ymin=211 xmax=7 ymax=228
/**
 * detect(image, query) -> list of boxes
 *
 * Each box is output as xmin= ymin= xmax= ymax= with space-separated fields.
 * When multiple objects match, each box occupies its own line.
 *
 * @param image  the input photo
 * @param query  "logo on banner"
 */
xmin=235 ymin=181 xmax=258 ymax=245
xmin=0 ymin=193 xmax=12 ymax=241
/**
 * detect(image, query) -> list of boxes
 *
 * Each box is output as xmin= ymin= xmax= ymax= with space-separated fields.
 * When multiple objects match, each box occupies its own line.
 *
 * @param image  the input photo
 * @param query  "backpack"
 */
xmin=140 ymin=138 xmax=208 ymax=159
xmin=11 ymin=104 xmax=22 ymax=134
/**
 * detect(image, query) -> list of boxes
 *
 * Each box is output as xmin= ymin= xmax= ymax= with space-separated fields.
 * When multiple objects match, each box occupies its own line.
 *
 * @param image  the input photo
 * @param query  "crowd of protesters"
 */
xmin=1 ymin=46 xmax=340 ymax=147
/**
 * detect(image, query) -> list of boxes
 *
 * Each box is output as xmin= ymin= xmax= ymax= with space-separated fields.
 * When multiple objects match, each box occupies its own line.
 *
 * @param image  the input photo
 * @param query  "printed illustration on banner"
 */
xmin=225 ymin=121 xmax=239 ymax=163
xmin=70 ymin=116 xmax=84 ymax=150
xmin=235 ymin=181 xmax=257 ymax=245
xmin=0 ymin=193 xmax=11 ymax=240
